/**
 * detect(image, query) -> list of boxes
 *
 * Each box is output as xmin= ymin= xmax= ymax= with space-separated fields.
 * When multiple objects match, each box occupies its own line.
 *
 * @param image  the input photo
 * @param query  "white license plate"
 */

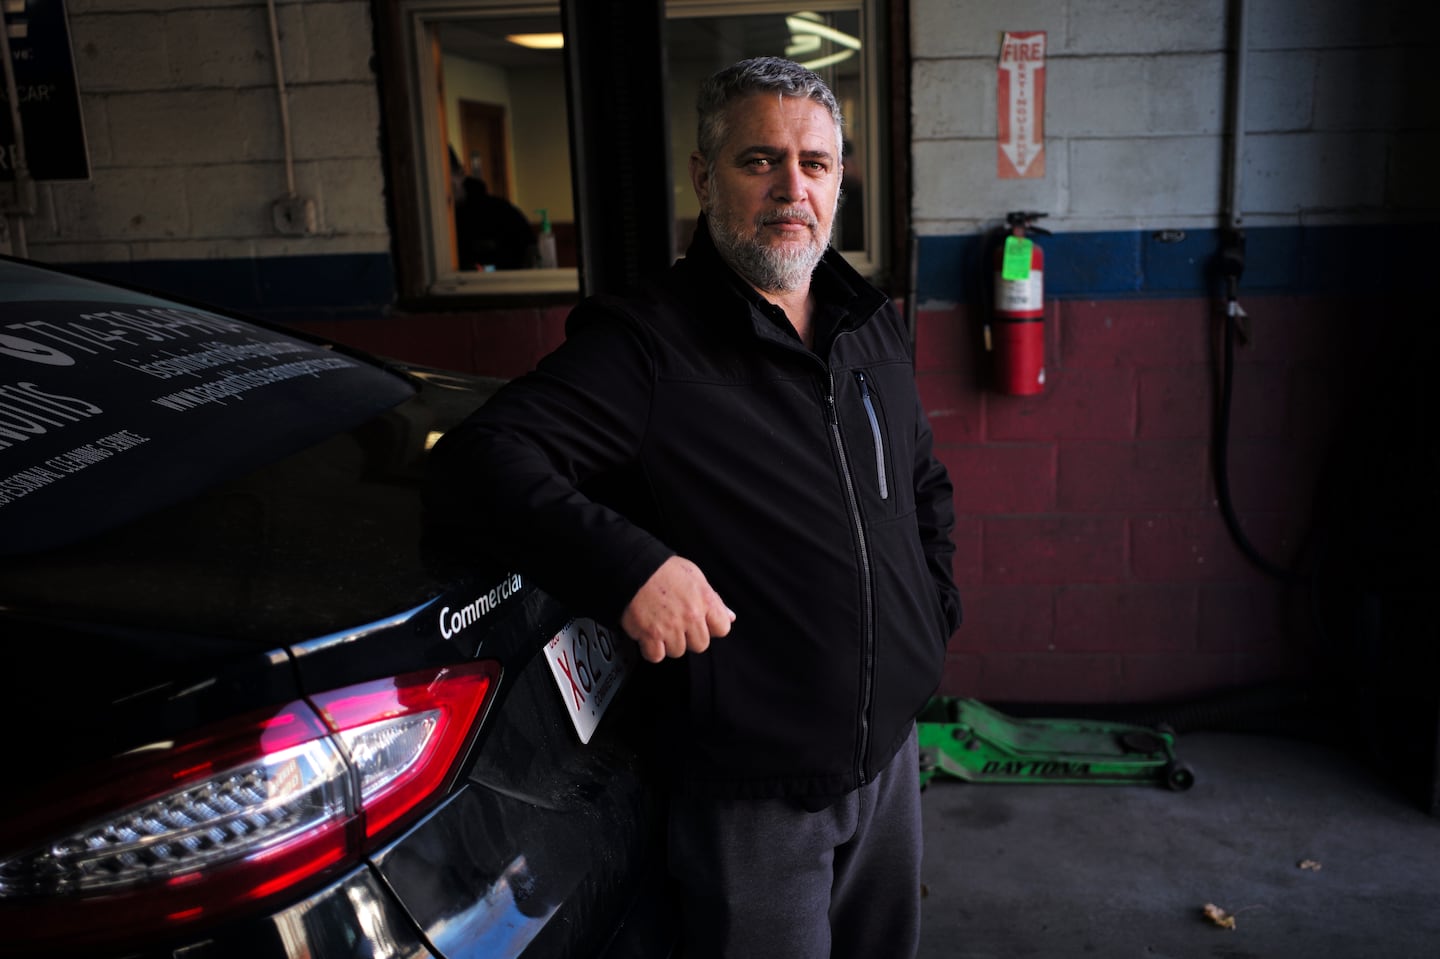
xmin=543 ymin=618 xmax=633 ymax=744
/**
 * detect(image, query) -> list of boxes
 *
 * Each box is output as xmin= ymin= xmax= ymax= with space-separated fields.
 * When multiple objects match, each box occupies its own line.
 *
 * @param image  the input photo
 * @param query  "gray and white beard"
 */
xmin=707 ymin=196 xmax=831 ymax=294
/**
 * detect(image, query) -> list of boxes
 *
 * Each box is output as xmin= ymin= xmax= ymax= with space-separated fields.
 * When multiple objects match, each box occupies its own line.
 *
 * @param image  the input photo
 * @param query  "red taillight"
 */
xmin=311 ymin=662 xmax=500 ymax=841
xmin=0 ymin=660 xmax=500 ymax=952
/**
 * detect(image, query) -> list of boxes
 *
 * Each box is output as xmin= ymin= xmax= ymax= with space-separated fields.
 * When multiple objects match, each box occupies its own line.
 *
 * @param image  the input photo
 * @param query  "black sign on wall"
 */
xmin=1 ymin=0 xmax=89 ymax=181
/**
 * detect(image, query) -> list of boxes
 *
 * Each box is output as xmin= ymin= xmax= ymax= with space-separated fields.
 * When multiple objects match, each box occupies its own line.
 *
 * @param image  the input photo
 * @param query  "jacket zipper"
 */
xmin=823 ymin=360 xmax=877 ymax=787
xmin=854 ymin=370 xmax=889 ymax=500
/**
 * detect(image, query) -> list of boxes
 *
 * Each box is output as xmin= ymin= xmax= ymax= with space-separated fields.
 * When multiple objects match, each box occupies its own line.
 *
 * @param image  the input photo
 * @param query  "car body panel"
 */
xmin=0 ymin=255 xmax=672 ymax=958
xmin=132 ymin=866 xmax=438 ymax=959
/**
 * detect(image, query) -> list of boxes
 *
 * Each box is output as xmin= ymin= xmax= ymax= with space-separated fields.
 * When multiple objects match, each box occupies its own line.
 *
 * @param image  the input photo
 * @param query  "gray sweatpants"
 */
xmin=667 ymin=725 xmax=923 ymax=959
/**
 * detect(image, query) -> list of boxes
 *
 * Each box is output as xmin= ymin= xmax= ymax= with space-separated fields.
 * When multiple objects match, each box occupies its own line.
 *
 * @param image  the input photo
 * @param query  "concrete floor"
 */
xmin=917 ymin=729 xmax=1440 ymax=959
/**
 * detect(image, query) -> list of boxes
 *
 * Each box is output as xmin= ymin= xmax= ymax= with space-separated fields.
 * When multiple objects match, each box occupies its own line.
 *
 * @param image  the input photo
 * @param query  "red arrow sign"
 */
xmin=997 ymin=31 xmax=1046 ymax=180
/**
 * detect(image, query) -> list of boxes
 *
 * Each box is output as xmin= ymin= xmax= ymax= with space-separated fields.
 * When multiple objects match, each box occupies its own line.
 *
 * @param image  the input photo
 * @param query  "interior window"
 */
xmin=440 ymin=16 xmax=572 ymax=276
xmin=394 ymin=6 xmax=575 ymax=296
xmin=389 ymin=1 xmax=876 ymax=298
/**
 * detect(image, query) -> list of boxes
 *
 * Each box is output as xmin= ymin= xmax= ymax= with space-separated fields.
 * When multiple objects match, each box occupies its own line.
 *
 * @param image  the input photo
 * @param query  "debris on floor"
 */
xmin=1202 ymin=903 xmax=1237 ymax=930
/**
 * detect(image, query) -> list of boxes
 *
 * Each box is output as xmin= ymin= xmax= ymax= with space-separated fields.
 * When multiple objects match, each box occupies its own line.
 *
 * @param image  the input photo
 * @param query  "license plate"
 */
xmin=543 ymin=618 xmax=633 ymax=744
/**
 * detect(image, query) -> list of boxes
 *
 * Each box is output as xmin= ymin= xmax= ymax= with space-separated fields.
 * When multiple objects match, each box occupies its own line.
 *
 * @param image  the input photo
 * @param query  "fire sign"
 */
xmin=997 ymin=31 xmax=1046 ymax=180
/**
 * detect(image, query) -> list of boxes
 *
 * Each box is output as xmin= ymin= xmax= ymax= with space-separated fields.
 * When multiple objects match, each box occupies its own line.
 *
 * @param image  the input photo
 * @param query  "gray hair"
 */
xmin=695 ymin=57 xmax=844 ymax=170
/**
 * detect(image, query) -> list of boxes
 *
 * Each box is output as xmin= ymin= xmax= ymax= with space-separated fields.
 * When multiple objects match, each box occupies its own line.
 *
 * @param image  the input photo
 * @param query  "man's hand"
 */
xmin=621 ymin=556 xmax=735 ymax=663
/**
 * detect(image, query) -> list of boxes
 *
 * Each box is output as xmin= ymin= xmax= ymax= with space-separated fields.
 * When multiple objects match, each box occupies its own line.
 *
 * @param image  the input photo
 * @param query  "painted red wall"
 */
xmin=917 ymin=294 xmax=1356 ymax=705
xmin=297 ymin=305 xmax=574 ymax=380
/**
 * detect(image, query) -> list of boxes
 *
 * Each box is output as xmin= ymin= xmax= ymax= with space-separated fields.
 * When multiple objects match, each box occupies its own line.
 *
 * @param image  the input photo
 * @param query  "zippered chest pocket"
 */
xmin=854 ymin=370 xmax=889 ymax=501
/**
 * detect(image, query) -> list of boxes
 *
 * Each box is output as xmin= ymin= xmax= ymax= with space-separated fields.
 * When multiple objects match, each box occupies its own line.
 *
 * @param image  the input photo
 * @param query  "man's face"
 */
xmin=690 ymin=93 xmax=841 ymax=294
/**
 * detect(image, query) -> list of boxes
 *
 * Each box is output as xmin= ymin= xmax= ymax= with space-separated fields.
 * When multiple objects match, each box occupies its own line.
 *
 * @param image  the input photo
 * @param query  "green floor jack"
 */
xmin=917 ymin=697 xmax=1196 ymax=791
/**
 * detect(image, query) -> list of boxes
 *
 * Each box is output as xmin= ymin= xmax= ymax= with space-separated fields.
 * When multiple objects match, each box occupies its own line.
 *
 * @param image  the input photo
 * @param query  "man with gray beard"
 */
xmin=429 ymin=57 xmax=961 ymax=959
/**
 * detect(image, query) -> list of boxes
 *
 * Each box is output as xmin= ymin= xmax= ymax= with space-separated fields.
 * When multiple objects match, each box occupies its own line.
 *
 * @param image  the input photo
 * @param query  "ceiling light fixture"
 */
xmin=786 ymin=15 xmax=862 ymax=51
xmin=795 ymin=50 xmax=856 ymax=70
xmin=785 ymin=12 xmax=860 ymax=70
xmin=506 ymin=32 xmax=564 ymax=50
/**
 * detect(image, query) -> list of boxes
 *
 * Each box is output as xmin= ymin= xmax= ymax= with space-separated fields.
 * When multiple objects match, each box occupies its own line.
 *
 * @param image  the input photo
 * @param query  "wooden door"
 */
xmin=459 ymin=100 xmax=511 ymax=199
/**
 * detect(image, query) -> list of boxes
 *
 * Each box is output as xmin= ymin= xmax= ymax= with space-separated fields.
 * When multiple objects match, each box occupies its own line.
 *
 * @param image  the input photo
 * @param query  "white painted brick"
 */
xmin=911 ymin=138 xmax=1068 ymax=224
xmin=68 ymin=0 xmax=257 ymax=13
xmin=1313 ymin=49 xmax=1409 ymax=131
xmin=68 ymin=14 xmax=171 ymax=92
xmin=1069 ymin=0 xmax=1225 ymax=54
xmin=1241 ymin=132 xmax=1388 ymax=213
xmin=25 ymin=240 xmax=137 ymax=263
xmin=251 ymin=233 xmax=390 ymax=258
xmin=298 ymin=158 xmax=390 ymax=236
xmin=80 ymin=98 xmax=112 ymax=169
xmin=1247 ymin=0 xmax=1411 ymax=51
xmin=1147 ymin=55 xmax=1226 ymax=135
xmin=912 ymin=59 xmax=992 ymax=140
xmin=1046 ymin=57 xmax=1146 ymax=137
xmin=912 ymin=0 xmax=1063 ymax=59
xmin=1012 ymin=54 xmax=1224 ymax=140
xmin=18 ymin=184 xmax=61 ymax=242
xmin=47 ymin=0 xmax=1431 ymax=262
xmin=50 ymin=169 xmax=190 ymax=240
xmin=185 ymin=163 xmax=288 ymax=237
xmin=1244 ymin=51 xmax=1315 ymax=132
xmin=129 ymin=238 xmax=258 ymax=260
xmin=165 ymin=8 xmax=275 ymax=89
xmin=911 ymin=217 xmax=994 ymax=238
xmin=1069 ymin=137 xmax=1222 ymax=217
xmin=292 ymin=1 xmax=378 ymax=84
xmin=287 ymin=84 xmax=382 ymax=160
xmin=34 ymin=234 xmax=386 ymax=266
xmin=104 ymin=89 xmax=281 ymax=165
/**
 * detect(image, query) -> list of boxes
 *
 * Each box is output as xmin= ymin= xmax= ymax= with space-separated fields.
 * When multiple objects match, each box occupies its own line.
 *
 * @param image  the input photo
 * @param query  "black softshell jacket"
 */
xmin=430 ymin=220 xmax=962 ymax=801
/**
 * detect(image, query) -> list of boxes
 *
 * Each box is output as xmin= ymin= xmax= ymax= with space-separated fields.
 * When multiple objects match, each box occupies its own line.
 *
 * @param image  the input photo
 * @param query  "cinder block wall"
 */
xmin=24 ymin=0 xmax=387 ymax=271
xmin=17 ymin=0 xmax=1433 ymax=706
xmin=908 ymin=0 xmax=1434 ymax=705
xmin=916 ymin=287 xmax=1359 ymax=705
xmin=910 ymin=0 xmax=1431 ymax=236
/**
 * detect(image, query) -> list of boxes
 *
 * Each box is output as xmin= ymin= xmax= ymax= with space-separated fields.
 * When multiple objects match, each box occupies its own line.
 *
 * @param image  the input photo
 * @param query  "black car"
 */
xmin=0 ymin=255 xmax=674 ymax=958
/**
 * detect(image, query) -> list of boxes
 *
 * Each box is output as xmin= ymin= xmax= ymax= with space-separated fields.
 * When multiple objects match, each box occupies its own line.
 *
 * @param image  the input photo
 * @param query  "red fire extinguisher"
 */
xmin=986 ymin=211 xmax=1050 ymax=395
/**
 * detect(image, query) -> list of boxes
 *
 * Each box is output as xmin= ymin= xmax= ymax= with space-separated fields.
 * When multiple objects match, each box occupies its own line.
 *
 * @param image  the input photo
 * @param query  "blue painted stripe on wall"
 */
xmin=57 ymin=222 xmax=1427 ymax=317
xmin=66 ymin=252 xmax=396 ymax=321
xmin=916 ymin=223 xmax=1430 ymax=304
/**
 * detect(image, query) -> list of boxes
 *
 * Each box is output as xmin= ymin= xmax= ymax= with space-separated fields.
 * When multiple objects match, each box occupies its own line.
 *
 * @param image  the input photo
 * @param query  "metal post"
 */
xmin=1223 ymin=0 xmax=1247 ymax=232
xmin=560 ymin=0 xmax=674 ymax=297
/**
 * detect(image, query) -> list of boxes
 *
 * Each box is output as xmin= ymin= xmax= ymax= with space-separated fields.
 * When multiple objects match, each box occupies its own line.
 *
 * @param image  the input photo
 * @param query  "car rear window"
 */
xmin=1 ymin=265 xmax=415 ymax=556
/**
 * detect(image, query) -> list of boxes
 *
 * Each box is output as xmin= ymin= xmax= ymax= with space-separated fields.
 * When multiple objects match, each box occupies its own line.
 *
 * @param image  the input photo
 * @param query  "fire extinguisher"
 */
xmin=986 ymin=211 xmax=1050 ymax=395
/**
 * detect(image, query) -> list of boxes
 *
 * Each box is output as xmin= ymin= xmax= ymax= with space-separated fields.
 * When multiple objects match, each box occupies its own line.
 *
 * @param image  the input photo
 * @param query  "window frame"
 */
xmin=376 ymin=0 xmax=899 ymax=304
xmin=379 ymin=1 xmax=579 ymax=304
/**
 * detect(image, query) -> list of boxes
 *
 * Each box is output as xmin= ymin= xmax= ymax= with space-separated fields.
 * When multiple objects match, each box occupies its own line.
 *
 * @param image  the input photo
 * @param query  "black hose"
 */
xmin=1212 ymin=231 xmax=1305 ymax=584
xmin=1213 ymin=295 xmax=1303 ymax=583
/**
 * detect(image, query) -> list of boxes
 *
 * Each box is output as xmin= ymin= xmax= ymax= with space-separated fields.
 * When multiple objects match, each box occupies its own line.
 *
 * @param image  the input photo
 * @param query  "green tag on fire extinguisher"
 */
xmin=1001 ymin=235 xmax=1033 ymax=281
